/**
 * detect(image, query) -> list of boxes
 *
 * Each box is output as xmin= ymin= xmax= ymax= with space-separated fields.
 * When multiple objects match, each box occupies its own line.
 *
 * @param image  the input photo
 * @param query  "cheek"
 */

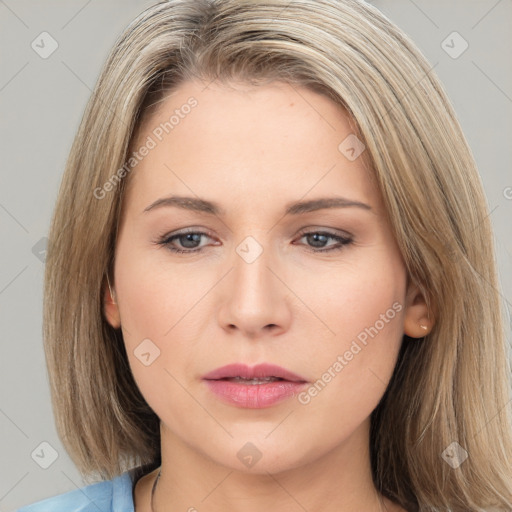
xmin=295 ymin=265 xmax=405 ymax=424
xmin=113 ymin=244 xmax=209 ymax=400
xmin=115 ymin=239 xmax=208 ymax=340
xmin=300 ymin=247 xmax=406 ymax=345
xmin=327 ymin=273 xmax=404 ymax=346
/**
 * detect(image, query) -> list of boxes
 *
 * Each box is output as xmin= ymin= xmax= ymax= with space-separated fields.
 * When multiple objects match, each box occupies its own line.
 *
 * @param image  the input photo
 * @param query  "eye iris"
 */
xmin=307 ymin=233 xmax=328 ymax=248
xmin=179 ymin=233 xmax=202 ymax=248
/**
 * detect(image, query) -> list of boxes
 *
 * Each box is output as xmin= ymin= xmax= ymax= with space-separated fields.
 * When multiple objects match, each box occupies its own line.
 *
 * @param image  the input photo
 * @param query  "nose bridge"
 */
xmin=232 ymin=234 xmax=275 ymax=308
xmin=217 ymin=233 xmax=291 ymax=336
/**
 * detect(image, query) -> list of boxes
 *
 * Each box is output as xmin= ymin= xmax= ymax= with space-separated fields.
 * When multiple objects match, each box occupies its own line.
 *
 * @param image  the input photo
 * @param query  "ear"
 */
xmin=403 ymin=280 xmax=433 ymax=338
xmin=103 ymin=276 xmax=121 ymax=329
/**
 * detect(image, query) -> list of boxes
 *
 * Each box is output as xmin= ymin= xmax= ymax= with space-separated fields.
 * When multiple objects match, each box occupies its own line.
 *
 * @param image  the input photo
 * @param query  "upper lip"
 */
xmin=202 ymin=363 xmax=308 ymax=382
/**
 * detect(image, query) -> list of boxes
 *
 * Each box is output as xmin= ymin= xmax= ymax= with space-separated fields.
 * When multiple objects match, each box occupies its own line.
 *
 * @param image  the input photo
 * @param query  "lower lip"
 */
xmin=203 ymin=379 xmax=309 ymax=408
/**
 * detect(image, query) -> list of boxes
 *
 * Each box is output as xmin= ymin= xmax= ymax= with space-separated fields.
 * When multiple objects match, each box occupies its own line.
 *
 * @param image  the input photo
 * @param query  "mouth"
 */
xmin=201 ymin=363 xmax=308 ymax=408
xmin=202 ymin=362 xmax=308 ymax=383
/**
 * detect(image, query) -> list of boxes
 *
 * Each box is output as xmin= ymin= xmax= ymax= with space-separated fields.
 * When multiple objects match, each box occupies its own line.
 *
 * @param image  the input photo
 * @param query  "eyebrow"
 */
xmin=143 ymin=195 xmax=372 ymax=216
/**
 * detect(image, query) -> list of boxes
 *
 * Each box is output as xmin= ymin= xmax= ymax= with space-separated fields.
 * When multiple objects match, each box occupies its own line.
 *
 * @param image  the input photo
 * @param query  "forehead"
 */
xmin=121 ymin=79 xmax=380 ymax=220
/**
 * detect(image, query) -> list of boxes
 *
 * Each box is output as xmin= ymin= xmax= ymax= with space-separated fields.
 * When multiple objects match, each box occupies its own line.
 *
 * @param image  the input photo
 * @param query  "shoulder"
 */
xmin=16 ymin=469 xmax=137 ymax=512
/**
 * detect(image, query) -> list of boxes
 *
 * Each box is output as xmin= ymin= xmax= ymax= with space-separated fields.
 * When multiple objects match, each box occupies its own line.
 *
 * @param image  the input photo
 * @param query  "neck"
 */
xmin=145 ymin=420 xmax=400 ymax=512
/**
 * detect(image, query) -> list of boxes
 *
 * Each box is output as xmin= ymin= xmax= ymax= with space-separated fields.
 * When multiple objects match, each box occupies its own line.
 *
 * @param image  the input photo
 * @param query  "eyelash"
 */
xmin=155 ymin=228 xmax=353 ymax=254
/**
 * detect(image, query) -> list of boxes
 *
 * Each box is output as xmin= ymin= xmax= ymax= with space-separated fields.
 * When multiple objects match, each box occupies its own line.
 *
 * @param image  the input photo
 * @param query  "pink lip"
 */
xmin=202 ymin=363 xmax=309 ymax=409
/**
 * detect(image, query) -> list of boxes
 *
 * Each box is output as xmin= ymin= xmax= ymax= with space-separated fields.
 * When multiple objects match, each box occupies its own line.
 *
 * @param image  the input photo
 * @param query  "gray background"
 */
xmin=1 ymin=0 xmax=511 ymax=510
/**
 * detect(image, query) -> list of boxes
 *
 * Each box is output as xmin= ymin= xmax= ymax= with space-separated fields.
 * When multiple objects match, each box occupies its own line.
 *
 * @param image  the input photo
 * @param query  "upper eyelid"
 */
xmin=163 ymin=227 xmax=352 ymax=239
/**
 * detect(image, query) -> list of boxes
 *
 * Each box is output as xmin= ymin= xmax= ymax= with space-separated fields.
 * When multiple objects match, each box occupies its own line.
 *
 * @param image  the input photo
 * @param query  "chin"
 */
xmin=207 ymin=437 xmax=318 ymax=476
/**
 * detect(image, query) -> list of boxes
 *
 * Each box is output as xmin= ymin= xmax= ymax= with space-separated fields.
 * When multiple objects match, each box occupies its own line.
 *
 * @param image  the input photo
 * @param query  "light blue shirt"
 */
xmin=16 ymin=467 xmax=139 ymax=512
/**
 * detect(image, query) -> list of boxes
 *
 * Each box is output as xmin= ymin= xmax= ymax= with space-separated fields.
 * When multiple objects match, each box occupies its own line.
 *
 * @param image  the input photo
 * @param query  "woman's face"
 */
xmin=105 ymin=79 xmax=427 ymax=474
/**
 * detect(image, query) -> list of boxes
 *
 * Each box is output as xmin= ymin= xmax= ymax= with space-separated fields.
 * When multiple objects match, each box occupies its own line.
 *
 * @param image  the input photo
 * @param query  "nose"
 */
xmin=217 ymin=242 xmax=292 ymax=339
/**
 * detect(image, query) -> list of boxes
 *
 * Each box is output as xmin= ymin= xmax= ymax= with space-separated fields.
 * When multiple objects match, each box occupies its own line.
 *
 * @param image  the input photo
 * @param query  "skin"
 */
xmin=104 ymin=79 xmax=430 ymax=512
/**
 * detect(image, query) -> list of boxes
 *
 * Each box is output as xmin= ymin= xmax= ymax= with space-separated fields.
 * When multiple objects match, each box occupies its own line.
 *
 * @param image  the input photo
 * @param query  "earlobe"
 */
xmin=403 ymin=281 xmax=433 ymax=338
xmin=103 ymin=275 xmax=121 ymax=328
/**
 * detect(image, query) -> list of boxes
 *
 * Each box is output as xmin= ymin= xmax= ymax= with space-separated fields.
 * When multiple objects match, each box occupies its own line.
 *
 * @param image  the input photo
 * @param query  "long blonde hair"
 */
xmin=43 ymin=0 xmax=512 ymax=509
